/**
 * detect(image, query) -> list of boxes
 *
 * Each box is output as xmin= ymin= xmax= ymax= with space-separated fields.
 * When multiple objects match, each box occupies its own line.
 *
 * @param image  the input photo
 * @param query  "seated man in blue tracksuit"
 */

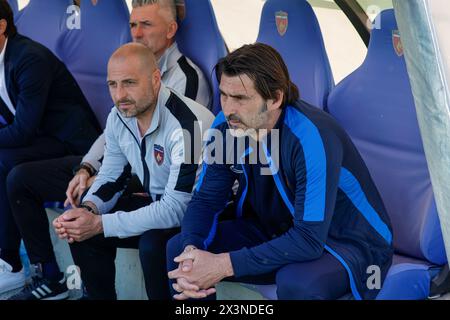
xmin=167 ymin=43 xmax=394 ymax=300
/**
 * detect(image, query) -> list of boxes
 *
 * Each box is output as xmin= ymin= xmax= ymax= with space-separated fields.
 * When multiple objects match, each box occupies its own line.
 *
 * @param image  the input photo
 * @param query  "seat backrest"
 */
xmin=176 ymin=0 xmax=228 ymax=115
xmin=15 ymin=0 xmax=72 ymax=54
xmin=7 ymin=0 xmax=18 ymax=20
xmin=327 ymin=9 xmax=445 ymax=265
xmin=56 ymin=0 xmax=131 ymax=128
xmin=256 ymin=0 xmax=333 ymax=109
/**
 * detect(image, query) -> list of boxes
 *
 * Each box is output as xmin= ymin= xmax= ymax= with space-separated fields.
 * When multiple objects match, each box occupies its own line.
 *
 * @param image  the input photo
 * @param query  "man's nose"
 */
xmin=132 ymin=24 xmax=143 ymax=38
xmin=222 ymin=100 xmax=237 ymax=118
xmin=115 ymin=85 xmax=127 ymax=102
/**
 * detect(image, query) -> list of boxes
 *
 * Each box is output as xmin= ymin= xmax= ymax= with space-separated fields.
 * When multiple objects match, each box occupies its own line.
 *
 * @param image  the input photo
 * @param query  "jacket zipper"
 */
xmin=117 ymin=115 xmax=152 ymax=194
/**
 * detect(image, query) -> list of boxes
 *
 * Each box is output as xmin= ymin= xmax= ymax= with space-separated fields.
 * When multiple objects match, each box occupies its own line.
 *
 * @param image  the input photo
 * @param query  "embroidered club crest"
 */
xmin=154 ymin=144 xmax=164 ymax=165
xmin=275 ymin=11 xmax=288 ymax=36
xmin=392 ymin=30 xmax=404 ymax=56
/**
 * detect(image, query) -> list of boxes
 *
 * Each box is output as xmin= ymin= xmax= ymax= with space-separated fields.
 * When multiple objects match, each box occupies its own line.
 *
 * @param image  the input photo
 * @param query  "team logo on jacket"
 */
xmin=392 ymin=30 xmax=404 ymax=56
xmin=154 ymin=144 xmax=165 ymax=165
xmin=275 ymin=11 xmax=288 ymax=36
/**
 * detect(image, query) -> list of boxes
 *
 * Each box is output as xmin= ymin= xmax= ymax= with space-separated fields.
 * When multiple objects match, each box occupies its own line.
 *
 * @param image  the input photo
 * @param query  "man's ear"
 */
xmin=167 ymin=20 xmax=178 ymax=40
xmin=268 ymin=90 xmax=284 ymax=111
xmin=152 ymin=68 xmax=162 ymax=91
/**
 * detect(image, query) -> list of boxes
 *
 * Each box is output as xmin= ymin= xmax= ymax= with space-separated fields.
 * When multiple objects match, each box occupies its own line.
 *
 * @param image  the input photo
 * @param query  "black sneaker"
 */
xmin=8 ymin=275 xmax=69 ymax=300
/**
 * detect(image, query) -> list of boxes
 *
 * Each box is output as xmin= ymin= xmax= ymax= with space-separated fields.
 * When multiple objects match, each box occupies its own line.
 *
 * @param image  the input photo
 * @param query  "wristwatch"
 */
xmin=79 ymin=203 xmax=99 ymax=215
xmin=72 ymin=163 xmax=96 ymax=177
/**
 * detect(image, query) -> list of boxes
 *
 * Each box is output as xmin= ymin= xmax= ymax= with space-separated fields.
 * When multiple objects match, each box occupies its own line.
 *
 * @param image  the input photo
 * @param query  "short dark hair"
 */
xmin=0 ymin=0 xmax=17 ymax=37
xmin=215 ymin=43 xmax=299 ymax=107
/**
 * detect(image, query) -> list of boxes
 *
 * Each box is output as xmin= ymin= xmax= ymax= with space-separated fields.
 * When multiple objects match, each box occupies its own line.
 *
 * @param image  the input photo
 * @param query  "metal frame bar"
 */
xmin=334 ymin=0 xmax=371 ymax=47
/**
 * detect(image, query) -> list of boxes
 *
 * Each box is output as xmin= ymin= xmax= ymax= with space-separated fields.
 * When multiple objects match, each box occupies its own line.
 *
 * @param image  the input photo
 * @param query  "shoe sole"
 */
xmin=42 ymin=291 xmax=70 ymax=300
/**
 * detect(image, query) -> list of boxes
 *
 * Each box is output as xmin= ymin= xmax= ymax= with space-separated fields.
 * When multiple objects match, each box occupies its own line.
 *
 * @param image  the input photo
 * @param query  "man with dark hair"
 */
xmin=167 ymin=43 xmax=394 ymax=300
xmin=0 ymin=0 xmax=101 ymax=296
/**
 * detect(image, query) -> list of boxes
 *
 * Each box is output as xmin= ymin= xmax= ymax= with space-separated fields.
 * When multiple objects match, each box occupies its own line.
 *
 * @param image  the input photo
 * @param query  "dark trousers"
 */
xmin=167 ymin=219 xmax=350 ymax=300
xmin=0 ymin=137 xmax=69 ymax=251
xmin=69 ymin=194 xmax=180 ymax=300
xmin=7 ymin=155 xmax=82 ymax=264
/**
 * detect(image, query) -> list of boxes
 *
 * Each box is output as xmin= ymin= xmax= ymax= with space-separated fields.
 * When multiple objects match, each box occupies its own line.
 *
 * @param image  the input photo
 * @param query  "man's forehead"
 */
xmin=130 ymin=4 xmax=160 ymax=20
xmin=108 ymin=58 xmax=140 ymax=77
xmin=220 ymin=74 xmax=256 ymax=95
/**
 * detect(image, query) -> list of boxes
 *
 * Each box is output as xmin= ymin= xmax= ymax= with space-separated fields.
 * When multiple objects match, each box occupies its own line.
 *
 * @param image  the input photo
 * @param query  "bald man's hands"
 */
xmin=53 ymin=207 xmax=103 ymax=243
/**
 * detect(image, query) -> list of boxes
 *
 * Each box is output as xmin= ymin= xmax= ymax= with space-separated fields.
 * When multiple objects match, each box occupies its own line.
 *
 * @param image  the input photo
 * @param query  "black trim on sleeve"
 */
xmin=92 ymin=163 xmax=132 ymax=202
xmin=177 ymin=56 xmax=199 ymax=101
xmin=165 ymin=92 xmax=201 ymax=193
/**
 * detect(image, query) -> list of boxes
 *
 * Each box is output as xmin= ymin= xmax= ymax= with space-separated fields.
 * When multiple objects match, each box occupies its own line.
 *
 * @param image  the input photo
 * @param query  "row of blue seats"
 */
xmin=8 ymin=0 xmax=446 ymax=299
xmin=8 ymin=0 xmax=332 ymax=122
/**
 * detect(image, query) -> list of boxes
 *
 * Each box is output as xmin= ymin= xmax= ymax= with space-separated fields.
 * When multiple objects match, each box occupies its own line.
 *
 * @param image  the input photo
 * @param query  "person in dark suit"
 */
xmin=0 ymin=0 xmax=101 ymax=296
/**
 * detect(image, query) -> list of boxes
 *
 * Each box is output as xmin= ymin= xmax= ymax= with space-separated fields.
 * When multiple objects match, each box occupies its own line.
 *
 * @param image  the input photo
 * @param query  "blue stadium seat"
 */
xmin=7 ymin=0 xmax=19 ymax=20
xmin=256 ymin=0 xmax=334 ymax=109
xmin=15 ymin=0 xmax=73 ymax=55
xmin=176 ymin=0 xmax=228 ymax=115
xmin=55 ymin=0 xmax=131 ymax=128
xmin=327 ymin=9 xmax=446 ymax=299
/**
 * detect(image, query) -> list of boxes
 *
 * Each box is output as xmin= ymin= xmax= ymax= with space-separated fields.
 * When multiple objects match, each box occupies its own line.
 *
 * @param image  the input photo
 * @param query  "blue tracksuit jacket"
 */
xmin=181 ymin=100 xmax=394 ymax=300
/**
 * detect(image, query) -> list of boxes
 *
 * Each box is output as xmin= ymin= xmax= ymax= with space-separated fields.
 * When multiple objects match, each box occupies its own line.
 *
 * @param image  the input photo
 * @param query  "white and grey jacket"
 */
xmin=83 ymin=85 xmax=214 ymax=238
xmin=81 ymin=42 xmax=211 ymax=171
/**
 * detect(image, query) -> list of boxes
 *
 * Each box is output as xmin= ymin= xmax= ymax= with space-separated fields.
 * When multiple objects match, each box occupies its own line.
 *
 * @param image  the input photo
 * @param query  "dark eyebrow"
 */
xmin=219 ymin=89 xmax=248 ymax=99
xmin=122 ymin=78 xmax=137 ymax=83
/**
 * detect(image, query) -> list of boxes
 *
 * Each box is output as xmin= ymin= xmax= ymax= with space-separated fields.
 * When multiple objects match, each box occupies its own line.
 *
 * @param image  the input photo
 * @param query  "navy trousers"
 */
xmin=0 ymin=137 xmax=68 ymax=251
xmin=167 ymin=219 xmax=350 ymax=300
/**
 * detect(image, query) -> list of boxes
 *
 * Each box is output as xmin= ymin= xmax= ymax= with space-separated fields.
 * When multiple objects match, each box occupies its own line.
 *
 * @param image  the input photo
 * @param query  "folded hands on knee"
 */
xmin=168 ymin=246 xmax=234 ymax=300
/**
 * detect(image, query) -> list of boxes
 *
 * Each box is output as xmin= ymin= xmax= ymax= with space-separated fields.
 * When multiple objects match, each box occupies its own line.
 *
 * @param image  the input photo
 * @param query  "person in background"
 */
xmin=0 ymin=0 xmax=101 ymax=298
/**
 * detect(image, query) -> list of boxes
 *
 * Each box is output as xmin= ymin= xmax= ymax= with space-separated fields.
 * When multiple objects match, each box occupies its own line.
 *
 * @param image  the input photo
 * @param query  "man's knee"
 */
xmin=276 ymin=265 xmax=321 ymax=300
xmin=165 ymin=233 xmax=183 ymax=267
xmin=0 ymin=151 xmax=15 ymax=177
xmin=6 ymin=164 xmax=32 ymax=198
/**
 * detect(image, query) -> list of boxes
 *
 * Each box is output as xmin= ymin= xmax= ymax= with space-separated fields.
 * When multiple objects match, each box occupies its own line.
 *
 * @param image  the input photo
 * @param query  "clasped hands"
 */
xmin=168 ymin=246 xmax=234 ymax=300
xmin=52 ymin=203 xmax=103 ymax=244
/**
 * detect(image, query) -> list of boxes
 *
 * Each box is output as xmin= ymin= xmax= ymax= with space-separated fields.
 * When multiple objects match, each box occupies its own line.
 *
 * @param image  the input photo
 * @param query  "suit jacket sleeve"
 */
xmin=0 ymin=53 xmax=54 ymax=147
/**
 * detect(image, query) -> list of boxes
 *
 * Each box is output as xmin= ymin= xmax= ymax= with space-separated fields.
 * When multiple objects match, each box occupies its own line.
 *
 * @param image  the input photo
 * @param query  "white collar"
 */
xmin=158 ymin=42 xmax=181 ymax=76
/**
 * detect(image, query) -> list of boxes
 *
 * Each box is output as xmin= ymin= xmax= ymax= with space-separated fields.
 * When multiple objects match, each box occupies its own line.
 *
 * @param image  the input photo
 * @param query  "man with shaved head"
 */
xmin=53 ymin=43 xmax=213 ymax=300
xmin=75 ymin=0 xmax=211 ymax=204
xmin=7 ymin=0 xmax=212 ymax=300
xmin=17 ymin=43 xmax=213 ymax=300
